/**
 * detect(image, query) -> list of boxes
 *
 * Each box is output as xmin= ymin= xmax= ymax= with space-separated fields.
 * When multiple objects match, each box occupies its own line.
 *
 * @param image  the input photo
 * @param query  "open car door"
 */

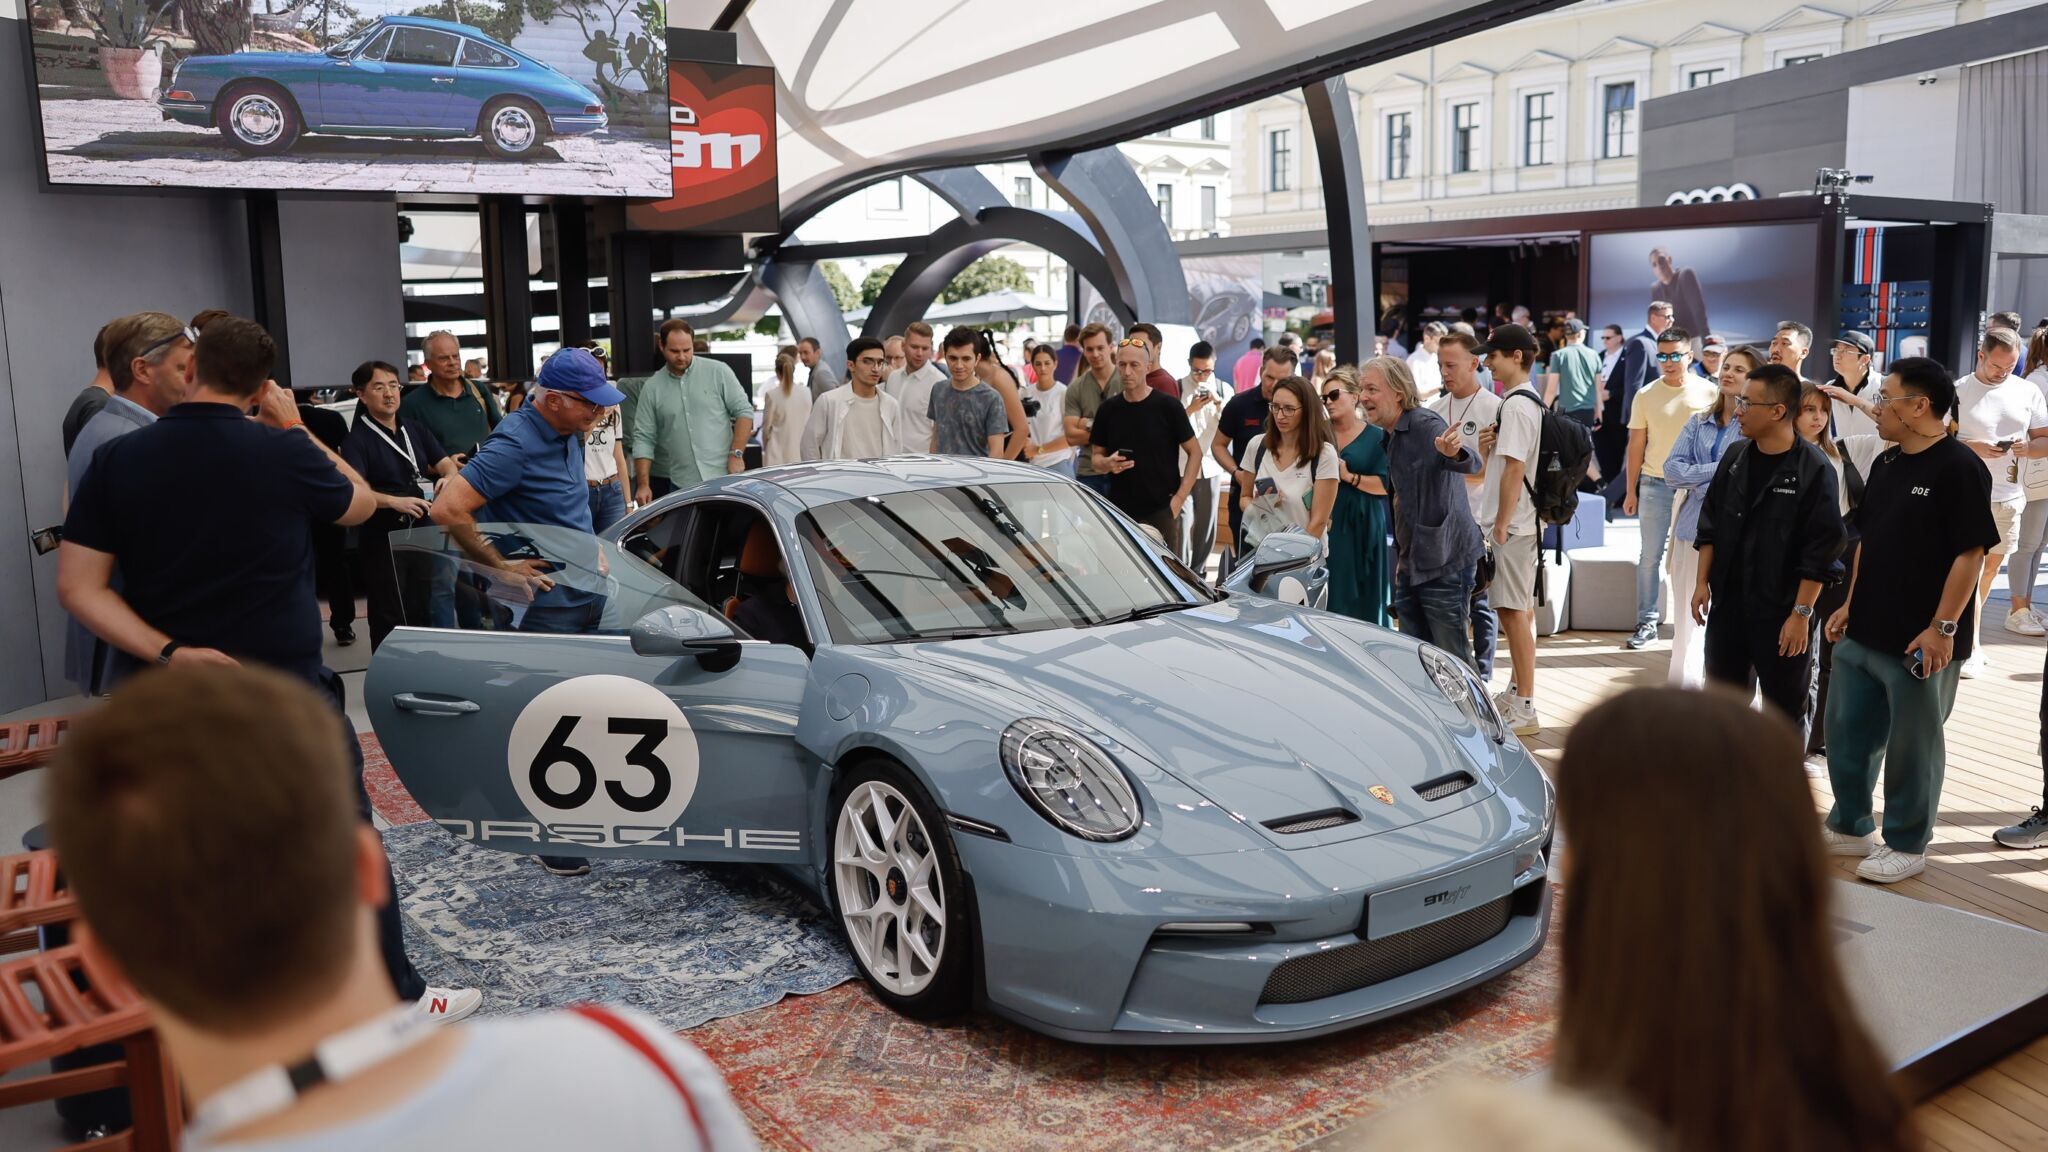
xmin=365 ymin=522 xmax=817 ymax=863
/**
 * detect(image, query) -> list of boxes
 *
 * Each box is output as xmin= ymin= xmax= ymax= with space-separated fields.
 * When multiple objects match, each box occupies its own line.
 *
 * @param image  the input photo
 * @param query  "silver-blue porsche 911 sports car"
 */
xmin=367 ymin=456 xmax=1554 ymax=1044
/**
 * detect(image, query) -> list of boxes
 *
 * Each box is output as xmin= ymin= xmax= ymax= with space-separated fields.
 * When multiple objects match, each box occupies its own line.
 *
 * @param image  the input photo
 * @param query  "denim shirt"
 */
xmin=1385 ymin=405 xmax=1485 ymax=585
xmin=1664 ymin=411 xmax=1744 ymax=543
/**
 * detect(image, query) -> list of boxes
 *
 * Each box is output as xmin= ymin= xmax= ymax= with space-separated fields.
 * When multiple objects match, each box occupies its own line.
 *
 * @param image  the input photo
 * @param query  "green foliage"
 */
xmin=819 ymin=261 xmax=860 ymax=313
xmin=941 ymin=256 xmax=1032 ymax=305
xmin=90 ymin=0 xmax=176 ymax=49
xmin=753 ymin=314 xmax=782 ymax=338
xmin=859 ymin=262 xmax=898 ymax=307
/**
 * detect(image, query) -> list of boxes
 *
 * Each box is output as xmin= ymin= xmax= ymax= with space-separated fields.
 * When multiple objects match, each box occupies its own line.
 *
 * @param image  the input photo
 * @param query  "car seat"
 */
xmin=724 ymin=519 xmax=782 ymax=621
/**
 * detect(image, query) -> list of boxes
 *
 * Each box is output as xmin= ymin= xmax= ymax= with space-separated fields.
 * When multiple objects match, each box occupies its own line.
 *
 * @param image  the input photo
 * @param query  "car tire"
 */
xmin=479 ymin=97 xmax=547 ymax=160
xmin=828 ymin=759 xmax=973 ymax=1019
xmin=217 ymin=82 xmax=301 ymax=156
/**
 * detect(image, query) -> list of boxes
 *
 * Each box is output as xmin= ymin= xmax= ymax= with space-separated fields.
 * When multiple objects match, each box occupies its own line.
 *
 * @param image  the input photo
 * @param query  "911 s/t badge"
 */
xmin=1369 ymin=785 xmax=1395 ymax=806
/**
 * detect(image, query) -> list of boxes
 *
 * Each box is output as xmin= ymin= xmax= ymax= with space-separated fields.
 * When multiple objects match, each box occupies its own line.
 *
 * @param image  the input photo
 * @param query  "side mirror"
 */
xmin=1219 ymin=531 xmax=1327 ymax=604
xmin=630 ymin=604 xmax=742 ymax=671
xmin=1247 ymin=532 xmax=1321 ymax=577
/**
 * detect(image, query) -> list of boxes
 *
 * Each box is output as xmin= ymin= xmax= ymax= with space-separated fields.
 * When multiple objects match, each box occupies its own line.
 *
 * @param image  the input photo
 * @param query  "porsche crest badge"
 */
xmin=1368 ymin=785 xmax=1395 ymax=806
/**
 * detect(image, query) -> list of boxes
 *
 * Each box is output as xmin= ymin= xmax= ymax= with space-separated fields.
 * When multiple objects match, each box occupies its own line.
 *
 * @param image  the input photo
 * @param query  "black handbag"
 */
xmin=1473 ymin=546 xmax=1496 ymax=595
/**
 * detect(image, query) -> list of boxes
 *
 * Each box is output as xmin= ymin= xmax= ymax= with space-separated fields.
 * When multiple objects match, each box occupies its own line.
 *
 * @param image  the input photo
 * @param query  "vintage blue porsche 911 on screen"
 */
xmin=158 ymin=15 xmax=608 ymax=158
xmin=366 ymin=457 xmax=1555 ymax=1044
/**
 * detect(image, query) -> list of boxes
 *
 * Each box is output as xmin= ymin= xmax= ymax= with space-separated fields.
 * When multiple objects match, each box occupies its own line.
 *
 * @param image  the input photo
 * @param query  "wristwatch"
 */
xmin=1792 ymin=604 xmax=1814 ymax=619
xmin=729 ymin=450 xmax=745 ymax=459
xmin=158 ymin=640 xmax=182 ymax=665
xmin=1935 ymin=619 xmax=1960 ymax=637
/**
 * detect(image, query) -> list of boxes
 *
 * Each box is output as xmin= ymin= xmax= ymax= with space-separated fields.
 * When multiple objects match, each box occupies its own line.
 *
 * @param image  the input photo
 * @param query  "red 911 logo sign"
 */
xmin=629 ymin=60 xmax=779 ymax=234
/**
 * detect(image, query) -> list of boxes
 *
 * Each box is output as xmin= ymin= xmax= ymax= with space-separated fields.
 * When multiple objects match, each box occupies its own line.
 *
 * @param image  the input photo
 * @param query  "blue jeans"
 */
xmin=1395 ymin=566 xmax=1477 ymax=673
xmin=588 ymin=479 xmax=626 ymax=533
xmin=1635 ymin=476 xmax=1675 ymax=625
xmin=1078 ymin=472 xmax=1112 ymax=497
xmin=1470 ymin=581 xmax=1496 ymax=679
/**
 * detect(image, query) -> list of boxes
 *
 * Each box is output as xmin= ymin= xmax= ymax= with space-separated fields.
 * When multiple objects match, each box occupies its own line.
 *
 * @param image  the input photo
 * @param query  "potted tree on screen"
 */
xmin=89 ymin=0 xmax=176 ymax=99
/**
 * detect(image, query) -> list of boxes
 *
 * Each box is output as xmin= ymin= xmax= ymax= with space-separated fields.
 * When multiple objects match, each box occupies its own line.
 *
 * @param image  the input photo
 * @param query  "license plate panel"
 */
xmin=1365 ymin=854 xmax=1516 ymax=941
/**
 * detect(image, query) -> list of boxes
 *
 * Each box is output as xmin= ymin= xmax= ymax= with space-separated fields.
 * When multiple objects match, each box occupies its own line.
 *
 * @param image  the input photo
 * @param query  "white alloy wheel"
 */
xmin=489 ymin=104 xmax=537 ymax=154
xmin=230 ymin=92 xmax=285 ymax=146
xmin=834 ymin=778 xmax=947 ymax=996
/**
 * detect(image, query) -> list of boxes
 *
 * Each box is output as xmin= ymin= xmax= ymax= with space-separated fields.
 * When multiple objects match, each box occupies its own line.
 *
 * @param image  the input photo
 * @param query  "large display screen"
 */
xmin=25 ymin=0 xmax=673 ymax=197
xmin=626 ymin=58 xmax=777 ymax=234
xmin=1586 ymin=222 xmax=1820 ymax=349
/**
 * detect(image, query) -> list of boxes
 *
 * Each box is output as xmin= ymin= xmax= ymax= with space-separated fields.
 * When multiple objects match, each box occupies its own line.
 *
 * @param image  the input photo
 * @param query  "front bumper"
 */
xmin=957 ymin=754 xmax=1553 ymax=1043
xmin=160 ymin=101 xmax=210 ymax=127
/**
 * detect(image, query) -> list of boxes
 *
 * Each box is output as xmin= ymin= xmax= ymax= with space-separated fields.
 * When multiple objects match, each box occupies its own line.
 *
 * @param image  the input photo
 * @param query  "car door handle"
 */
xmin=392 ymin=693 xmax=478 ymax=716
xmin=432 ymin=76 xmax=454 ymax=84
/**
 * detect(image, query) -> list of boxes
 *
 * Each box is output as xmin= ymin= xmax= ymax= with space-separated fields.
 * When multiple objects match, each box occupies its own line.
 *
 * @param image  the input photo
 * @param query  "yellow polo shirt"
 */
xmin=1629 ymin=376 xmax=1719 ymax=479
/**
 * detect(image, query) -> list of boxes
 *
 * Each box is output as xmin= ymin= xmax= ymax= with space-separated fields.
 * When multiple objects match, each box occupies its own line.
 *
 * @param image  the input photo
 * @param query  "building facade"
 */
xmin=1226 ymin=0 xmax=2020 ymax=234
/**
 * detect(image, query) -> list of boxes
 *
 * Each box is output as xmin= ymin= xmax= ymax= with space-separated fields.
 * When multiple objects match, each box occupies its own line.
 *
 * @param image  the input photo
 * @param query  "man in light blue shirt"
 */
xmin=629 ymin=319 xmax=754 ymax=503
xmin=63 ymin=312 xmax=195 ymax=694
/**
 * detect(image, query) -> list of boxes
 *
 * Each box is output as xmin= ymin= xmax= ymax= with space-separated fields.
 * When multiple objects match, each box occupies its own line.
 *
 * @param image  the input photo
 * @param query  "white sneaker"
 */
xmin=2006 ymin=608 xmax=2047 ymax=637
xmin=416 ymin=986 xmax=482 ymax=1025
xmin=1803 ymin=753 xmax=1828 ymax=779
xmin=1491 ymin=690 xmax=1541 ymax=737
xmin=1855 ymin=845 xmax=1925 ymax=884
xmin=1820 ymin=826 xmax=1874 ymax=857
xmin=1960 ymin=651 xmax=1986 ymax=679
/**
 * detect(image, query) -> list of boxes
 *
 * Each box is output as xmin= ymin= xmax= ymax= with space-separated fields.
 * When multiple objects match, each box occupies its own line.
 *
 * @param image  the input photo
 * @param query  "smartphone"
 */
xmin=1253 ymin=477 xmax=1280 ymax=498
xmin=29 ymin=526 xmax=61 ymax=555
xmin=1111 ymin=448 xmax=1133 ymax=461
xmin=1998 ymin=439 xmax=2017 ymax=452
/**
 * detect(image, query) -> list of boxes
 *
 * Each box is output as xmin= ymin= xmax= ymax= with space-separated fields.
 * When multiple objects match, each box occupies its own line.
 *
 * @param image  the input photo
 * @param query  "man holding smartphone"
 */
xmin=1821 ymin=357 xmax=1998 ymax=884
xmin=1091 ymin=338 xmax=1200 ymax=545
xmin=1180 ymin=340 xmax=1229 ymax=571
xmin=1950 ymin=326 xmax=2048 ymax=672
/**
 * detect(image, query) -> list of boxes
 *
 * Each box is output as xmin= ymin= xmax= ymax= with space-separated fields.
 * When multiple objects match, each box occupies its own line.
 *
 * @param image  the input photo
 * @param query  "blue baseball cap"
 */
xmin=537 ymin=347 xmax=624 ymax=406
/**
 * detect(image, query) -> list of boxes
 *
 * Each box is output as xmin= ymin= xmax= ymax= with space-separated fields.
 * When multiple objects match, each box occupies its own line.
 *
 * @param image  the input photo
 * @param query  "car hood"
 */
xmin=893 ymin=598 xmax=1500 ymax=846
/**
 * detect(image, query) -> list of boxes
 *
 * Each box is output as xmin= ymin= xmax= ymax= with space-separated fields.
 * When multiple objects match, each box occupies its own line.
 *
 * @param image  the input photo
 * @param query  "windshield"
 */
xmin=794 ymin=481 xmax=1214 ymax=645
xmin=387 ymin=523 xmax=716 ymax=635
xmin=328 ymin=22 xmax=383 ymax=57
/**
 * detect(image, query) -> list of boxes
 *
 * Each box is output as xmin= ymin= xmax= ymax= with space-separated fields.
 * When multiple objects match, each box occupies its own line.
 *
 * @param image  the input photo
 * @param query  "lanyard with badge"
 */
xmin=185 ymin=1004 xmax=436 ymax=1144
xmin=366 ymin=420 xmax=436 ymax=502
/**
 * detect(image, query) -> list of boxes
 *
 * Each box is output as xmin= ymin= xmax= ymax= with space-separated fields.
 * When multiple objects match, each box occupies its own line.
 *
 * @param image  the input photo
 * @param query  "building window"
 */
xmin=1385 ymin=111 xmax=1412 ymax=180
xmin=1522 ymin=92 xmax=1555 ymax=166
xmin=1781 ymin=52 xmax=1824 ymax=67
xmin=1267 ymin=129 xmax=1292 ymax=192
xmin=1155 ymin=183 xmax=1174 ymax=226
xmin=1451 ymin=102 xmax=1479 ymax=174
xmin=1686 ymin=66 xmax=1725 ymax=89
xmin=869 ymin=177 xmax=903 ymax=212
xmin=1199 ymin=115 xmax=1216 ymax=140
xmin=1601 ymin=81 xmax=1636 ymax=159
xmin=1199 ymin=185 xmax=1218 ymax=231
xmin=1011 ymin=176 xmax=1031 ymax=209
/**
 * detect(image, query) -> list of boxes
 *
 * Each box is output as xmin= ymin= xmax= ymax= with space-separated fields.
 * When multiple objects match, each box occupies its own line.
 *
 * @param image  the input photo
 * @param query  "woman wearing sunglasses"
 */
xmin=1322 ymin=366 xmax=1392 ymax=625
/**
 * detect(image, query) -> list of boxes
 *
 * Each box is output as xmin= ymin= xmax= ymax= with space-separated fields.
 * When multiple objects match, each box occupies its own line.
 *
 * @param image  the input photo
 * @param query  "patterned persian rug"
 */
xmin=365 ymin=733 xmax=1559 ymax=1149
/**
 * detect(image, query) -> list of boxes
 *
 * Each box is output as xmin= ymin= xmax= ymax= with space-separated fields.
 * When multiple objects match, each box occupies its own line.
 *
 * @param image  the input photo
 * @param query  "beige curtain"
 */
xmin=1957 ymin=49 xmax=2048 ymax=324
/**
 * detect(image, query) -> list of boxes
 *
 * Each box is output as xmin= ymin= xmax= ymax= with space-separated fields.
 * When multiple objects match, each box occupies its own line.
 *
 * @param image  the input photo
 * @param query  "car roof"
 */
xmin=692 ymin=456 xmax=1056 ymax=509
xmin=380 ymin=14 xmax=491 ymax=37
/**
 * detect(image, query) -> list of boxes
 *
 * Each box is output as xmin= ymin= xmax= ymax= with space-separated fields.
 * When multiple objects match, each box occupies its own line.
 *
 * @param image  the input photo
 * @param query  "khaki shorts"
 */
xmin=1491 ymin=533 xmax=1542 ymax=611
xmin=1993 ymin=493 xmax=2027 ymax=554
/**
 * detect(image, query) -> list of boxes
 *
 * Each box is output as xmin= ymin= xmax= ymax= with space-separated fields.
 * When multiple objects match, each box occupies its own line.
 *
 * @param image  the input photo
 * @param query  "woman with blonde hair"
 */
xmin=1557 ymin=687 xmax=1918 ymax=1152
xmin=760 ymin=349 xmax=811 ymax=467
xmin=1310 ymin=347 xmax=1336 ymax=386
xmin=1322 ymin=364 xmax=1391 ymax=624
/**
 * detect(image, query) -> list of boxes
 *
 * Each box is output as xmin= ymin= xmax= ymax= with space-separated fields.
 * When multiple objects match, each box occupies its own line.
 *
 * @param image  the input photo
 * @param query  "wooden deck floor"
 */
xmin=1520 ymin=623 xmax=2048 ymax=1152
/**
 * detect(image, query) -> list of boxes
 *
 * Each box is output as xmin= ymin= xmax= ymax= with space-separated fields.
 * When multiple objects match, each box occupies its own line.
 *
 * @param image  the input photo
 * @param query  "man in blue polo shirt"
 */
xmin=430 ymin=347 xmax=624 ymax=878
xmin=58 ymin=315 xmax=477 ymax=1023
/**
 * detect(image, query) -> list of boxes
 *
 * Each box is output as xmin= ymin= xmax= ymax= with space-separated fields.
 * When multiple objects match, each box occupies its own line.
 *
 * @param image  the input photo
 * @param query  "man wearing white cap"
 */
xmin=1696 ymin=335 xmax=1726 ymax=382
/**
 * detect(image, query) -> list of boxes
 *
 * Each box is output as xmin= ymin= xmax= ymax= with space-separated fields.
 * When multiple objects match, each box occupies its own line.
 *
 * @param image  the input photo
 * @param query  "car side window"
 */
xmin=386 ymin=27 xmax=459 ymax=67
xmin=355 ymin=27 xmax=393 ymax=61
xmin=457 ymin=39 xmax=515 ymax=68
xmin=386 ymin=522 xmax=716 ymax=637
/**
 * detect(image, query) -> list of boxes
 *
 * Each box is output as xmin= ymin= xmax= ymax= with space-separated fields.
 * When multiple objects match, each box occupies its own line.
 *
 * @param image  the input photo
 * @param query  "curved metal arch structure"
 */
xmin=860 ymin=205 xmax=1132 ymax=344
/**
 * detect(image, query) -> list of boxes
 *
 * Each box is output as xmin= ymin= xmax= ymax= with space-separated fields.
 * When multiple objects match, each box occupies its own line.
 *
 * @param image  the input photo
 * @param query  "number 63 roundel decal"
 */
xmin=506 ymin=675 xmax=700 ymax=845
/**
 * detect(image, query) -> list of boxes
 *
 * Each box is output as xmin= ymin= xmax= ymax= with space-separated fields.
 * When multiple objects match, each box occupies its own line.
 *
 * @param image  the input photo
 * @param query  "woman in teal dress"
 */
xmin=1322 ymin=365 xmax=1393 ymax=624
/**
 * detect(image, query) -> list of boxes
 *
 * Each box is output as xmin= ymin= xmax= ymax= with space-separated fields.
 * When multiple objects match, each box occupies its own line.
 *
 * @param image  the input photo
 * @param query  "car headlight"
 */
xmin=1418 ymin=645 xmax=1504 ymax=743
xmin=999 ymin=718 xmax=1141 ymax=841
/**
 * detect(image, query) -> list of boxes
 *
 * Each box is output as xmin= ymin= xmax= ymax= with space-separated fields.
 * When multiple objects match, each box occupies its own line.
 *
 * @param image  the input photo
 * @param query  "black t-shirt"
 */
xmin=1745 ymin=442 xmax=1790 ymax=507
xmin=63 ymin=403 xmax=355 ymax=682
xmin=61 ymin=386 xmax=109 ymax=457
xmin=1090 ymin=389 xmax=1196 ymax=520
xmin=1849 ymin=435 xmax=2000 ymax=663
xmin=1217 ymin=387 xmax=1270 ymax=467
xmin=342 ymin=414 xmax=450 ymax=533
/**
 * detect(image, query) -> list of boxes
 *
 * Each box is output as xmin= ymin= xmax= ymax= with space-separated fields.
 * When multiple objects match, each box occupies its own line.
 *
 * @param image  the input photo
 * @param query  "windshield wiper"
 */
xmin=915 ymin=625 xmax=1020 ymax=641
xmin=1088 ymin=601 xmax=1197 ymax=627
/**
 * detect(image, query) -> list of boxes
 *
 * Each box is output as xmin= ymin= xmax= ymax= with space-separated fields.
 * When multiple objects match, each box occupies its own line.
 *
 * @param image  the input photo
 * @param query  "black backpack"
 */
xmin=1501 ymin=389 xmax=1594 ymax=538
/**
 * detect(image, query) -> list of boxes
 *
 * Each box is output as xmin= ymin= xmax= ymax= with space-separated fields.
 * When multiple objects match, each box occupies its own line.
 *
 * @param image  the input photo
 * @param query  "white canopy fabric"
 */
xmin=667 ymin=0 xmax=1514 ymax=216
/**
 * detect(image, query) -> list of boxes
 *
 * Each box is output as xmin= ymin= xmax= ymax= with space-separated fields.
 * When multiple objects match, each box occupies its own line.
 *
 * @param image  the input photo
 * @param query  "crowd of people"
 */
xmin=39 ymin=296 xmax=2048 ymax=1149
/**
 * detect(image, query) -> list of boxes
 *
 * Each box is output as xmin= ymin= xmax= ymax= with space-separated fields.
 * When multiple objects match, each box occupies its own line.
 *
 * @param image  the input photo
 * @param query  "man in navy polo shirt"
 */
xmin=58 ymin=315 xmax=477 ymax=1023
xmin=430 ymin=347 xmax=624 ymax=879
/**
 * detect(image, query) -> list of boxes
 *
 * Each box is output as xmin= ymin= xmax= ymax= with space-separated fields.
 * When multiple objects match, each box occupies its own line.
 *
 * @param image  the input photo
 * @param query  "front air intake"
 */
xmin=1413 ymin=771 xmax=1476 ymax=802
xmin=1262 ymin=808 xmax=1359 ymax=835
xmin=1258 ymin=896 xmax=1514 ymax=1004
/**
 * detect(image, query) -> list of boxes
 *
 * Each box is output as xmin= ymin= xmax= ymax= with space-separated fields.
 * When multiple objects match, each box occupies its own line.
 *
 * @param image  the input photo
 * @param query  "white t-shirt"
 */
xmin=1955 ymin=371 xmax=2048 ymax=501
xmin=187 ymin=1008 xmax=754 ymax=1152
xmin=582 ymin=408 xmax=623 ymax=482
xmin=1479 ymin=385 xmax=1543 ymax=537
xmin=883 ymin=362 xmax=946 ymax=455
xmin=1242 ymin=433 xmax=1341 ymax=532
xmin=1828 ymin=373 xmax=1880 ymax=441
xmin=840 ymin=392 xmax=889 ymax=459
xmin=1433 ymin=386 xmax=1503 ymax=523
xmin=1183 ymin=377 xmax=1228 ymax=478
xmin=1407 ymin=348 xmax=1443 ymax=405
xmin=1028 ymin=382 xmax=1072 ymax=466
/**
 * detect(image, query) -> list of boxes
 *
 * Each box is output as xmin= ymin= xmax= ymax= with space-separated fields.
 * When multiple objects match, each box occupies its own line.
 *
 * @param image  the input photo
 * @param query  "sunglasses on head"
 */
xmin=137 ymin=324 xmax=200 ymax=360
